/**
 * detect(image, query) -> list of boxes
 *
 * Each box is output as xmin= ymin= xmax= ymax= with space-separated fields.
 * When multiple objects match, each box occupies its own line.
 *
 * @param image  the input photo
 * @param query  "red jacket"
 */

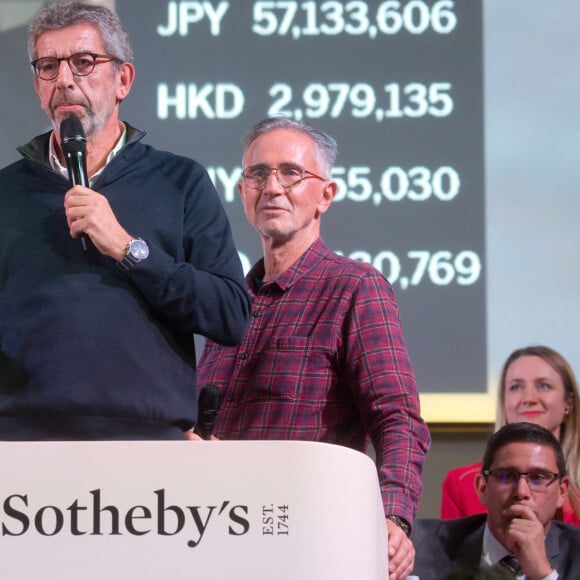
xmin=441 ymin=462 xmax=580 ymax=525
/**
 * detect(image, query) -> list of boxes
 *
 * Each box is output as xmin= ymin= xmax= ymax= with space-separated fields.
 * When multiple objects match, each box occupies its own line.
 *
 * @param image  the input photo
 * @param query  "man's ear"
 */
xmin=116 ymin=62 xmax=135 ymax=102
xmin=557 ymin=475 xmax=570 ymax=509
xmin=475 ymin=472 xmax=488 ymax=506
xmin=237 ymin=179 xmax=245 ymax=204
xmin=316 ymin=180 xmax=337 ymax=216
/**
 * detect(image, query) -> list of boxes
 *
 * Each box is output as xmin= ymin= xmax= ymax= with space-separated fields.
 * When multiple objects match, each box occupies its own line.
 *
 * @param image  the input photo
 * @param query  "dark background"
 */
xmin=2 ymin=1 xmax=579 ymax=431
xmin=118 ymin=0 xmax=487 ymax=399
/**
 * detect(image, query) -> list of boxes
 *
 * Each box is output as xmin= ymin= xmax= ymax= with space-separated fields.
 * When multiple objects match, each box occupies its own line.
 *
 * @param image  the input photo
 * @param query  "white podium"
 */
xmin=0 ymin=440 xmax=387 ymax=579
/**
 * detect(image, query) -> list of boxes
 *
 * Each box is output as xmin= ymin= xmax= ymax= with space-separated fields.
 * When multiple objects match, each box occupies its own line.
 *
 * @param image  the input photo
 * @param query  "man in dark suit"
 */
xmin=410 ymin=422 xmax=580 ymax=579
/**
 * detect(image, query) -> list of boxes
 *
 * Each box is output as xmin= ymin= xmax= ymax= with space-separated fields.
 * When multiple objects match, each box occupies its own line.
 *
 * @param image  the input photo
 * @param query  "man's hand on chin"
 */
xmin=502 ymin=504 xmax=554 ymax=579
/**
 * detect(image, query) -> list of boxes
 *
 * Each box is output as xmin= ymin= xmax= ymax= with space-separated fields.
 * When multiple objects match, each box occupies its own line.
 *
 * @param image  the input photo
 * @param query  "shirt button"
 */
xmin=227 ymin=395 xmax=234 ymax=403
xmin=239 ymin=352 xmax=248 ymax=359
xmin=253 ymin=310 xmax=261 ymax=317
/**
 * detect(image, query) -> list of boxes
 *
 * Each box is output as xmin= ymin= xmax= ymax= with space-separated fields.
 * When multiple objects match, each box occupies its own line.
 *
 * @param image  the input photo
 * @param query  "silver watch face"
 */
xmin=128 ymin=239 xmax=149 ymax=260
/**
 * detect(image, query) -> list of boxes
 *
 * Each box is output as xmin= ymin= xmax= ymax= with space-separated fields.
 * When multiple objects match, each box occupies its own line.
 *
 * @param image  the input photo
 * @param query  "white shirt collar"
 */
xmin=49 ymin=123 xmax=127 ymax=186
xmin=482 ymin=524 xmax=511 ymax=567
xmin=482 ymin=523 xmax=558 ymax=580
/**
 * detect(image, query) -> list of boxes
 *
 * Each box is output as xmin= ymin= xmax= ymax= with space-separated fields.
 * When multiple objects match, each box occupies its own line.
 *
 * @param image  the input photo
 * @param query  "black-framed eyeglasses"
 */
xmin=483 ymin=468 xmax=562 ymax=491
xmin=241 ymin=164 xmax=327 ymax=190
xmin=30 ymin=52 xmax=118 ymax=81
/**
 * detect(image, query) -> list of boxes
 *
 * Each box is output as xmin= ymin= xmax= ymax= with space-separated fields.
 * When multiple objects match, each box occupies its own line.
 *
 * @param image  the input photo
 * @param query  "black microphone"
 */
xmin=60 ymin=114 xmax=89 ymax=251
xmin=194 ymin=384 xmax=221 ymax=440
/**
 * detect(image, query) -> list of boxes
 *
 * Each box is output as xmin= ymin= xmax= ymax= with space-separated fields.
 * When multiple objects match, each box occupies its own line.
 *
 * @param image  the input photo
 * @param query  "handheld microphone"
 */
xmin=60 ymin=114 xmax=89 ymax=251
xmin=194 ymin=384 xmax=221 ymax=440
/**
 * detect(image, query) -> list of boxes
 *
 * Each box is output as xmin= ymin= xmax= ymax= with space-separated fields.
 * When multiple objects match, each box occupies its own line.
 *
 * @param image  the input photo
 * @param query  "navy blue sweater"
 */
xmin=0 ymin=124 xmax=250 ymax=440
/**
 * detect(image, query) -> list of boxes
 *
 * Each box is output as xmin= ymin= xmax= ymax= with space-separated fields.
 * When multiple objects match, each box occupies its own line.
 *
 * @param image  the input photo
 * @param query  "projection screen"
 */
xmin=1 ymin=0 xmax=578 ymax=422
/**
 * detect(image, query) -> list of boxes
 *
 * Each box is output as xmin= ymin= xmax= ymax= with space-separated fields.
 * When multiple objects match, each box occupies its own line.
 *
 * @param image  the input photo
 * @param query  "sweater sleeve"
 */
xmin=116 ymin=150 xmax=251 ymax=346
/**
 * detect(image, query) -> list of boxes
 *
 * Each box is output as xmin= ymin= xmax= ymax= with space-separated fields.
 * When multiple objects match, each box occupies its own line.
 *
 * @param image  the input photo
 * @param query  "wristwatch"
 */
xmin=118 ymin=238 xmax=149 ymax=271
xmin=386 ymin=515 xmax=411 ymax=537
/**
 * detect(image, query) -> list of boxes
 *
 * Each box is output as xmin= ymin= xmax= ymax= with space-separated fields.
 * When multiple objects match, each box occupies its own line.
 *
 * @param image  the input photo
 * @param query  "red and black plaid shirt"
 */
xmin=197 ymin=238 xmax=430 ymax=523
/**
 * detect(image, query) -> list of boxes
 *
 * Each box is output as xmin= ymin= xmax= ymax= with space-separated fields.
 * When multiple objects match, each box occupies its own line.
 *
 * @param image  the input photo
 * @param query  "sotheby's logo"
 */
xmin=1 ymin=488 xmax=252 ymax=548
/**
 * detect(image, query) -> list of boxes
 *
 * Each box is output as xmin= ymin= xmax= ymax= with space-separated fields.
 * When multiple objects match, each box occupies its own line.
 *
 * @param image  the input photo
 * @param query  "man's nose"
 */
xmin=513 ymin=474 xmax=532 ymax=498
xmin=55 ymin=59 xmax=75 ymax=86
xmin=263 ymin=169 xmax=284 ymax=193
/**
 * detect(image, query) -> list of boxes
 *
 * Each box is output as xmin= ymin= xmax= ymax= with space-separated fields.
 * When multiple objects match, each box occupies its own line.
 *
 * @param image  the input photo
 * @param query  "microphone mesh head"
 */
xmin=198 ymin=384 xmax=221 ymax=413
xmin=60 ymin=115 xmax=86 ymax=153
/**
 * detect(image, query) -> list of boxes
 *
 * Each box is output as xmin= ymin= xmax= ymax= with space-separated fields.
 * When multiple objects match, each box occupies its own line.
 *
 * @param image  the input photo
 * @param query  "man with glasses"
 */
xmin=195 ymin=116 xmax=430 ymax=580
xmin=0 ymin=2 xmax=250 ymax=440
xmin=410 ymin=422 xmax=580 ymax=579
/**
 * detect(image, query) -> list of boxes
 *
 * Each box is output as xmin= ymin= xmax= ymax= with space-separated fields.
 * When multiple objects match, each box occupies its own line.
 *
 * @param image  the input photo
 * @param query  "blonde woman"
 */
xmin=441 ymin=345 xmax=580 ymax=524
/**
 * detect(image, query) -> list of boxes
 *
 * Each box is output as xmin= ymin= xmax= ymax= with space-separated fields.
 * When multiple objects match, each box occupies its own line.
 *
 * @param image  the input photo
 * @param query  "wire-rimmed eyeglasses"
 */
xmin=31 ymin=52 xmax=118 ymax=81
xmin=483 ymin=468 xmax=562 ymax=491
xmin=241 ymin=164 xmax=327 ymax=190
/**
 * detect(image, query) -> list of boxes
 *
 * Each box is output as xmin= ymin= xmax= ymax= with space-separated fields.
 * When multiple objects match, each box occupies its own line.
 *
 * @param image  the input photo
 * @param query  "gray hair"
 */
xmin=242 ymin=117 xmax=338 ymax=176
xmin=28 ymin=1 xmax=133 ymax=65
